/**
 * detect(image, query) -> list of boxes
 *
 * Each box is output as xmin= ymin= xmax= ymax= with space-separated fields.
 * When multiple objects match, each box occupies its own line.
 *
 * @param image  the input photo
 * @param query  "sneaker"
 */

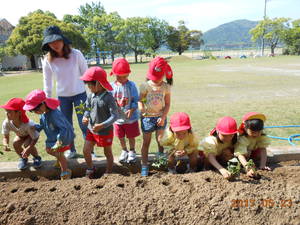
xmin=18 ymin=158 xmax=28 ymax=170
xmin=119 ymin=150 xmax=128 ymax=163
xmin=127 ymin=151 xmax=137 ymax=163
xmin=64 ymin=150 xmax=77 ymax=159
xmin=141 ymin=165 xmax=149 ymax=177
xmin=32 ymin=156 xmax=42 ymax=168
xmin=86 ymin=167 xmax=96 ymax=179
xmin=60 ymin=169 xmax=72 ymax=180
xmin=168 ymin=168 xmax=177 ymax=174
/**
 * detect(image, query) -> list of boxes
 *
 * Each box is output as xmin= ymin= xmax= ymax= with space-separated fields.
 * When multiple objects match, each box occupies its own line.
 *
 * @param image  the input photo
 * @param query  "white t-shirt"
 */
xmin=2 ymin=119 xmax=39 ymax=140
xmin=42 ymin=48 xmax=88 ymax=97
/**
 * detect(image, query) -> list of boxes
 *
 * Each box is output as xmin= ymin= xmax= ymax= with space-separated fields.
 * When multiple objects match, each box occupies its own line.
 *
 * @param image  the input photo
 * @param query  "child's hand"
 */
xmin=82 ymin=117 xmax=89 ymax=125
xmin=92 ymin=123 xmax=104 ymax=133
xmin=175 ymin=150 xmax=186 ymax=157
xmin=157 ymin=117 xmax=165 ymax=126
xmin=246 ymin=168 xmax=256 ymax=177
xmin=219 ymin=168 xmax=232 ymax=180
xmin=125 ymin=109 xmax=134 ymax=119
xmin=21 ymin=149 xmax=29 ymax=158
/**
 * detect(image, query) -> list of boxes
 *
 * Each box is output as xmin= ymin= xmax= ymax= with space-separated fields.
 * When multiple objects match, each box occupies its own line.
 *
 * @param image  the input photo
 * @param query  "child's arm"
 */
xmin=237 ymin=154 xmax=255 ymax=177
xmin=126 ymin=82 xmax=139 ymax=119
xmin=21 ymin=125 xmax=39 ymax=158
xmin=82 ymin=95 xmax=91 ymax=125
xmin=2 ymin=134 xmax=11 ymax=151
xmin=208 ymin=153 xmax=232 ymax=179
xmin=259 ymin=148 xmax=271 ymax=170
xmin=157 ymin=92 xmax=171 ymax=126
xmin=138 ymin=92 xmax=147 ymax=115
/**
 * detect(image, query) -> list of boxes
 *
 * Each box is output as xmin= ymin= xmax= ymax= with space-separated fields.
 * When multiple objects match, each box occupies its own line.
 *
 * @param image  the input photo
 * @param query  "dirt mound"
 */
xmin=0 ymin=162 xmax=299 ymax=225
xmin=166 ymin=55 xmax=194 ymax=63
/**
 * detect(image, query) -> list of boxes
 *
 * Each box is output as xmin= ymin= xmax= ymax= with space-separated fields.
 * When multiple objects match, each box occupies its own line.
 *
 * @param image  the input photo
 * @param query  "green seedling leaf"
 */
xmin=227 ymin=157 xmax=241 ymax=177
xmin=246 ymin=159 xmax=256 ymax=173
xmin=74 ymin=100 xmax=91 ymax=115
xmin=152 ymin=155 xmax=168 ymax=169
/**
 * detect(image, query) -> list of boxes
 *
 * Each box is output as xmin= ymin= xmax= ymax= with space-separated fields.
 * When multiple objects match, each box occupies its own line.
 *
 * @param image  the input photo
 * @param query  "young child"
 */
xmin=80 ymin=66 xmax=119 ymax=178
xmin=160 ymin=112 xmax=199 ymax=174
xmin=1 ymin=98 xmax=42 ymax=170
xmin=199 ymin=116 xmax=238 ymax=179
xmin=110 ymin=58 xmax=140 ymax=164
xmin=138 ymin=56 xmax=173 ymax=176
xmin=23 ymin=90 xmax=74 ymax=180
xmin=234 ymin=112 xmax=271 ymax=178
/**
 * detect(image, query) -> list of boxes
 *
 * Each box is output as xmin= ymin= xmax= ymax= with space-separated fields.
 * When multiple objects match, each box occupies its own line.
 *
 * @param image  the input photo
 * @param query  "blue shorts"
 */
xmin=141 ymin=116 xmax=167 ymax=133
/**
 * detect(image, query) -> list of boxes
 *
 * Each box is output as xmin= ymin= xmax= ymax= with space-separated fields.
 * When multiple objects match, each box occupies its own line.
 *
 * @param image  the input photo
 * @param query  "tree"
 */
xmin=118 ymin=17 xmax=149 ymax=63
xmin=166 ymin=21 xmax=203 ymax=55
xmin=250 ymin=17 xmax=290 ymax=54
xmin=5 ymin=10 xmax=89 ymax=69
xmin=143 ymin=17 xmax=169 ymax=57
xmin=283 ymin=19 xmax=300 ymax=55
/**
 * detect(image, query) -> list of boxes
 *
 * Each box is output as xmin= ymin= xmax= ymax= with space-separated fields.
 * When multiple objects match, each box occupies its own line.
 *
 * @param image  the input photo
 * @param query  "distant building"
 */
xmin=0 ymin=18 xmax=29 ymax=70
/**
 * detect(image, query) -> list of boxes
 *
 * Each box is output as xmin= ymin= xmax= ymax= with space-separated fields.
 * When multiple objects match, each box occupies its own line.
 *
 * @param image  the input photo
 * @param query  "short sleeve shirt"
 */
xmin=139 ymin=80 xmax=170 ymax=117
xmin=2 ymin=119 xmax=39 ymax=139
xmin=234 ymin=135 xmax=270 ymax=156
xmin=199 ymin=136 xmax=233 ymax=156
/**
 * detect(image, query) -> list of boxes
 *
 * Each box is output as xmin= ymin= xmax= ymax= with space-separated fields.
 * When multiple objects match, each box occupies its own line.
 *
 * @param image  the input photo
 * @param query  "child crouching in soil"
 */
xmin=234 ymin=112 xmax=271 ymax=178
xmin=199 ymin=116 xmax=238 ymax=179
xmin=23 ymin=90 xmax=74 ymax=180
xmin=80 ymin=66 xmax=119 ymax=178
xmin=1 ymin=98 xmax=42 ymax=170
xmin=159 ymin=112 xmax=199 ymax=174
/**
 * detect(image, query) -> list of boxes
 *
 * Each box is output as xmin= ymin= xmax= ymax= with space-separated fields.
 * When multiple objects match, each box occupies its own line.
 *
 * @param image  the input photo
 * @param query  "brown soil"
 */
xmin=0 ymin=161 xmax=299 ymax=225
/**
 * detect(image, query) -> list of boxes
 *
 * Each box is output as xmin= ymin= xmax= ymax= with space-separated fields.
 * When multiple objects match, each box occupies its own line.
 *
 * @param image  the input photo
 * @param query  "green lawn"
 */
xmin=1 ymin=55 xmax=300 ymax=161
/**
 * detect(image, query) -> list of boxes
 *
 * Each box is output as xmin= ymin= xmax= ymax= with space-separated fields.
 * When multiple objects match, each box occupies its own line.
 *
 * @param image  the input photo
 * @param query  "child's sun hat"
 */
xmin=0 ymin=98 xmax=29 ymax=123
xmin=23 ymin=89 xmax=60 ymax=111
xmin=210 ymin=116 xmax=238 ymax=135
xmin=80 ymin=66 xmax=113 ymax=91
xmin=110 ymin=58 xmax=131 ymax=76
xmin=170 ymin=112 xmax=191 ymax=132
xmin=147 ymin=57 xmax=173 ymax=81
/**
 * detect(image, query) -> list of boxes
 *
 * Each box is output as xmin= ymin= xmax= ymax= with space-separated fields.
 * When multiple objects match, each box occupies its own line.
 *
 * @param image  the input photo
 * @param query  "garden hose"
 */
xmin=264 ymin=125 xmax=300 ymax=146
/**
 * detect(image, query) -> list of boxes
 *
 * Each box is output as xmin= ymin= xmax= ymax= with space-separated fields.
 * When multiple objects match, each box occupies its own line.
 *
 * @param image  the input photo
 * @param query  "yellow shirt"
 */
xmin=159 ymin=129 xmax=199 ymax=155
xmin=234 ymin=135 xmax=270 ymax=156
xmin=139 ymin=80 xmax=170 ymax=117
xmin=199 ymin=136 xmax=233 ymax=156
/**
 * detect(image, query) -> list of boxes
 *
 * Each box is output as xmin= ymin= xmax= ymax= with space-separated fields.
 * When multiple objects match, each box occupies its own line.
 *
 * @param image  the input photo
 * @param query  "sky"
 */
xmin=1 ymin=0 xmax=299 ymax=32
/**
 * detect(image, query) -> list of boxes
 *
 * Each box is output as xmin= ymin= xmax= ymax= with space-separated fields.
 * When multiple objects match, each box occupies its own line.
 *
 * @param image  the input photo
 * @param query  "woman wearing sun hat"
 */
xmin=41 ymin=25 xmax=88 ymax=159
xmin=199 ymin=116 xmax=238 ymax=179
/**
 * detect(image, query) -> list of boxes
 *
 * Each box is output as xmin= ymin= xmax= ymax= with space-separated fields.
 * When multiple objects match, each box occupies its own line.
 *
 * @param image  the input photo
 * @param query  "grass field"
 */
xmin=1 ymin=55 xmax=300 ymax=161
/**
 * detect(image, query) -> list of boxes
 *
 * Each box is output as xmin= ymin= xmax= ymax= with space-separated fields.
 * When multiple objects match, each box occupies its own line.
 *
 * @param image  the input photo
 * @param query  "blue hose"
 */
xmin=264 ymin=125 xmax=300 ymax=146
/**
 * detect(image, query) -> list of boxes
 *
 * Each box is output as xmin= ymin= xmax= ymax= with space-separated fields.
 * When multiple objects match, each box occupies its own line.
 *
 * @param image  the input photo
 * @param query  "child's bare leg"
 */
xmin=156 ymin=129 xmax=164 ymax=153
xmin=141 ymin=132 xmax=152 ymax=165
xmin=168 ymin=154 xmax=175 ymax=169
xmin=12 ymin=136 xmax=25 ymax=157
xmin=46 ymin=148 xmax=67 ymax=172
xmin=128 ymin=138 xmax=135 ymax=150
xmin=104 ymin=145 xmax=114 ymax=173
xmin=83 ymin=141 xmax=95 ymax=169
xmin=119 ymin=137 xmax=127 ymax=150
xmin=188 ymin=151 xmax=198 ymax=171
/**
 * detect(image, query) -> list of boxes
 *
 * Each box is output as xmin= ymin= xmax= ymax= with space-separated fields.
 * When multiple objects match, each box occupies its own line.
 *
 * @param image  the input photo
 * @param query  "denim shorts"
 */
xmin=141 ymin=116 xmax=167 ymax=133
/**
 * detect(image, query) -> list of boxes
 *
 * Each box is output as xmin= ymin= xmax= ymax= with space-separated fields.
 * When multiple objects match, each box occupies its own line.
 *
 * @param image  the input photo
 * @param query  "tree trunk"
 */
xmin=134 ymin=52 xmax=138 ymax=63
xmin=271 ymin=46 xmax=275 ymax=54
xmin=29 ymin=55 xmax=36 ymax=69
xmin=179 ymin=51 xmax=182 ymax=55
xmin=111 ymin=53 xmax=115 ymax=62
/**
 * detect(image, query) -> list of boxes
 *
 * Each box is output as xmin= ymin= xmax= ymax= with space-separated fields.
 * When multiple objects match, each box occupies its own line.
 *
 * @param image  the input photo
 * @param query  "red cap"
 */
xmin=238 ymin=112 xmax=266 ymax=134
xmin=80 ymin=66 xmax=113 ymax=91
xmin=0 ymin=98 xmax=29 ymax=123
xmin=170 ymin=112 xmax=191 ymax=132
xmin=147 ymin=57 xmax=173 ymax=81
xmin=23 ymin=89 xmax=60 ymax=111
xmin=110 ymin=58 xmax=131 ymax=76
xmin=214 ymin=116 xmax=238 ymax=135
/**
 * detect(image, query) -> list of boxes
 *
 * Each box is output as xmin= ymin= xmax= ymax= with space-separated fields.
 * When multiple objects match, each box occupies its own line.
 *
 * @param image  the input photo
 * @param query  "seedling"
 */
xmin=246 ymin=159 xmax=256 ymax=173
xmin=74 ymin=101 xmax=91 ymax=115
xmin=227 ymin=157 xmax=241 ymax=177
xmin=152 ymin=155 xmax=168 ymax=169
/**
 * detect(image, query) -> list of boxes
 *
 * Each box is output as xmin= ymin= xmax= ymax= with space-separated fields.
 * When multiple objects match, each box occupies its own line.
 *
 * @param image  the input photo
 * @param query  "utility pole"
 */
xmin=261 ymin=0 xmax=267 ymax=56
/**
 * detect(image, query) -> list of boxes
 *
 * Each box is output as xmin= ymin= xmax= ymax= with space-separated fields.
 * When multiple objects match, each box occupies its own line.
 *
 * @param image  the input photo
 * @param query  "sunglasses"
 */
xmin=29 ymin=103 xmax=43 ymax=113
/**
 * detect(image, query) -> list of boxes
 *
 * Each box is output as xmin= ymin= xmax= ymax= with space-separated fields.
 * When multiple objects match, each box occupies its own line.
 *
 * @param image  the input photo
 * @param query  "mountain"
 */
xmin=202 ymin=19 xmax=259 ymax=49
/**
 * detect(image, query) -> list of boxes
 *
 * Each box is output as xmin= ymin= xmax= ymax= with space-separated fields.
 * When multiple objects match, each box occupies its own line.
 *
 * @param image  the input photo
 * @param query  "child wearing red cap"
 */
xmin=81 ymin=66 xmax=119 ymax=178
xmin=110 ymin=58 xmax=140 ymax=164
xmin=1 ymin=98 xmax=42 ymax=170
xmin=23 ymin=90 xmax=75 ymax=180
xmin=160 ymin=112 xmax=199 ymax=174
xmin=199 ymin=116 xmax=238 ymax=179
xmin=234 ymin=112 xmax=271 ymax=177
xmin=138 ymin=56 xmax=173 ymax=176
